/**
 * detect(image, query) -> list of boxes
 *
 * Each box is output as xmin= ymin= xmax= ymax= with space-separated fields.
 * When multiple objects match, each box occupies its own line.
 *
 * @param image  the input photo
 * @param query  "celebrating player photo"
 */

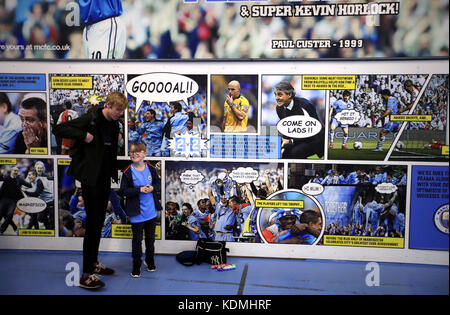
xmin=0 ymin=158 xmax=55 ymax=236
xmin=165 ymin=161 xmax=283 ymax=243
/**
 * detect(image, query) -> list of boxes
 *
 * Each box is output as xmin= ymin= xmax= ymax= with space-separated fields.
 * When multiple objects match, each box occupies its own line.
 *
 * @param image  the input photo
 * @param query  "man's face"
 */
xmin=227 ymin=82 xmax=240 ymax=100
xmin=35 ymin=163 xmax=44 ymax=174
xmin=74 ymin=219 xmax=83 ymax=230
xmin=279 ymin=215 xmax=296 ymax=230
xmin=145 ymin=111 xmax=154 ymax=121
xmin=229 ymin=200 xmax=239 ymax=211
xmin=10 ymin=167 xmax=19 ymax=178
xmin=221 ymin=195 xmax=228 ymax=206
xmin=28 ymin=172 xmax=37 ymax=182
xmin=309 ymin=217 xmax=323 ymax=231
xmin=274 ymin=89 xmax=291 ymax=107
xmin=19 ymin=107 xmax=44 ymax=137
xmin=343 ymin=94 xmax=350 ymax=102
xmin=78 ymin=196 xmax=85 ymax=207
xmin=0 ymin=103 xmax=8 ymax=125
xmin=104 ymin=103 xmax=124 ymax=121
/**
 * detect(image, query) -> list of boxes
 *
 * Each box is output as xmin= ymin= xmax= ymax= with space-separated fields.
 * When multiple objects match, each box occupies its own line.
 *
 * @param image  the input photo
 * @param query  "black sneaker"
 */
xmin=79 ymin=274 xmax=105 ymax=290
xmin=144 ymin=260 xmax=156 ymax=272
xmin=131 ymin=263 xmax=141 ymax=278
xmin=93 ymin=262 xmax=115 ymax=275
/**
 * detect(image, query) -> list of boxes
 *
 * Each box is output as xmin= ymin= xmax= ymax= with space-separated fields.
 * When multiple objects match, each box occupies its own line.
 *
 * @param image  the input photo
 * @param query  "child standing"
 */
xmin=119 ymin=142 xmax=162 ymax=277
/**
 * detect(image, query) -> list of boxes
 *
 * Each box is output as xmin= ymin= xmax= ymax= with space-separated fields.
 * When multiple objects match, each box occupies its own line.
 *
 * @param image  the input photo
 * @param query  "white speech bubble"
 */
xmin=375 ymin=183 xmax=398 ymax=194
xmin=301 ymin=182 xmax=324 ymax=196
xmin=126 ymin=73 xmax=199 ymax=112
xmin=335 ymin=110 xmax=361 ymax=125
xmin=180 ymin=170 xmax=205 ymax=189
xmin=229 ymin=167 xmax=259 ymax=184
xmin=276 ymin=109 xmax=322 ymax=139
xmin=16 ymin=197 xmax=47 ymax=214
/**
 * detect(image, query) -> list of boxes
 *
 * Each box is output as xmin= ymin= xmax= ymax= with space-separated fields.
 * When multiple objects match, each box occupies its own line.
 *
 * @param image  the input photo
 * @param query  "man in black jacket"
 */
xmin=53 ymin=91 xmax=128 ymax=289
xmin=274 ymin=81 xmax=325 ymax=159
xmin=0 ymin=166 xmax=32 ymax=234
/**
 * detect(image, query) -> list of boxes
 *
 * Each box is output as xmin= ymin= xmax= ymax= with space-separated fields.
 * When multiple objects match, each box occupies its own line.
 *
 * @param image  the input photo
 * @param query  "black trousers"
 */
xmin=81 ymin=179 xmax=111 ymax=274
xmin=131 ymin=217 xmax=157 ymax=266
xmin=282 ymin=139 xmax=324 ymax=159
xmin=0 ymin=197 xmax=17 ymax=233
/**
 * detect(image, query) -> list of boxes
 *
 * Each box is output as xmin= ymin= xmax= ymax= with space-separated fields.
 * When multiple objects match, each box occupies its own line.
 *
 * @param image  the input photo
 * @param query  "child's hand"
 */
xmin=140 ymin=185 xmax=154 ymax=193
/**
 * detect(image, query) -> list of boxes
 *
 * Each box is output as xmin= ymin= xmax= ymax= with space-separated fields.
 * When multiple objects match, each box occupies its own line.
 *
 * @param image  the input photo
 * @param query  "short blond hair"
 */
xmin=130 ymin=142 xmax=146 ymax=152
xmin=106 ymin=92 xmax=128 ymax=110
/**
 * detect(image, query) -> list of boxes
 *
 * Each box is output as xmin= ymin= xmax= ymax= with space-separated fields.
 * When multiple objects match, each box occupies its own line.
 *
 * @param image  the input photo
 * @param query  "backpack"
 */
xmin=195 ymin=238 xmax=229 ymax=265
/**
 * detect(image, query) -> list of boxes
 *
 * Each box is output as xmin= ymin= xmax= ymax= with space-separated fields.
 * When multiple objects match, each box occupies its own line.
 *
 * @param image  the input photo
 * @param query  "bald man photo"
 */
xmin=222 ymin=80 xmax=250 ymax=132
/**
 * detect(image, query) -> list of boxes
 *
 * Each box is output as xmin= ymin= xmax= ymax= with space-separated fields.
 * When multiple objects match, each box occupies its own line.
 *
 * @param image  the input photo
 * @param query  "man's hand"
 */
xmin=22 ymin=124 xmax=40 ymax=148
xmin=226 ymin=94 xmax=233 ymax=106
xmin=84 ymin=132 xmax=94 ymax=143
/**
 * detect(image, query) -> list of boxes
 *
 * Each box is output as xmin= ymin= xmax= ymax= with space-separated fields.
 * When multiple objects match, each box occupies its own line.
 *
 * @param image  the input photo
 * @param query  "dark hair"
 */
xmin=171 ymin=102 xmax=182 ymax=113
xmin=182 ymin=203 xmax=193 ymax=214
xmin=229 ymin=196 xmax=240 ymax=204
xmin=300 ymin=210 xmax=321 ymax=225
xmin=257 ymin=188 xmax=267 ymax=199
xmin=21 ymin=97 xmax=47 ymax=122
xmin=64 ymin=100 xmax=72 ymax=110
xmin=0 ymin=92 xmax=12 ymax=113
xmin=380 ymin=89 xmax=391 ymax=97
xmin=403 ymin=79 xmax=413 ymax=88
xmin=343 ymin=90 xmax=351 ymax=97
xmin=274 ymin=81 xmax=295 ymax=98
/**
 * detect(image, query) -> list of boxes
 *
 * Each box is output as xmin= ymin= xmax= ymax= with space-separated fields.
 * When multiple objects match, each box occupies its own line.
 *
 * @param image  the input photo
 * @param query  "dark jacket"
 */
xmin=118 ymin=162 xmax=162 ymax=217
xmin=276 ymin=96 xmax=325 ymax=145
xmin=52 ymin=107 xmax=119 ymax=186
xmin=0 ymin=174 xmax=32 ymax=202
xmin=276 ymin=96 xmax=325 ymax=158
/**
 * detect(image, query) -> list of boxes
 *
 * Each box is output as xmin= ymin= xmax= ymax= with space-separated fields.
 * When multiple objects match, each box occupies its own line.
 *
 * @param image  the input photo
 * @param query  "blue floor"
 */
xmin=0 ymin=249 xmax=447 ymax=295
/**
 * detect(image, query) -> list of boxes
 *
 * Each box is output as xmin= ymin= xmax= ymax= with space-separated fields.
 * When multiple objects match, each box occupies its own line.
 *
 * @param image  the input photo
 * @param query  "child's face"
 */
xmin=130 ymin=145 xmax=147 ymax=163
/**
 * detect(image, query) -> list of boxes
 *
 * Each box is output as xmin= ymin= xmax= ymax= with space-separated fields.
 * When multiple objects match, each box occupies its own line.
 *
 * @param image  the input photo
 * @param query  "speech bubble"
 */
xmin=335 ymin=109 xmax=361 ymax=125
xmin=126 ymin=73 xmax=199 ymax=112
xmin=16 ymin=197 xmax=47 ymax=214
xmin=180 ymin=170 xmax=205 ymax=189
xmin=301 ymin=182 xmax=324 ymax=196
xmin=375 ymin=182 xmax=398 ymax=194
xmin=276 ymin=109 xmax=322 ymax=139
xmin=229 ymin=167 xmax=259 ymax=184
